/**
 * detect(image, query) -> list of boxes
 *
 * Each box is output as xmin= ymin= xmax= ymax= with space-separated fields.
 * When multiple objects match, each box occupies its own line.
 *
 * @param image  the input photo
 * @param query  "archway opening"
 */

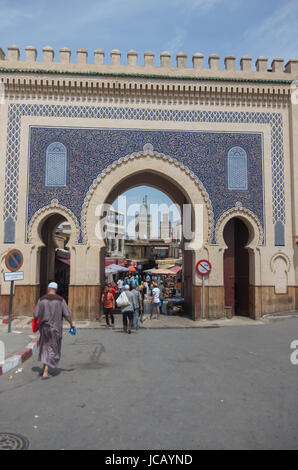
xmin=223 ymin=217 xmax=250 ymax=316
xmin=83 ymin=153 xmax=213 ymax=320
xmin=39 ymin=214 xmax=71 ymax=301
xmin=100 ymin=171 xmax=194 ymax=318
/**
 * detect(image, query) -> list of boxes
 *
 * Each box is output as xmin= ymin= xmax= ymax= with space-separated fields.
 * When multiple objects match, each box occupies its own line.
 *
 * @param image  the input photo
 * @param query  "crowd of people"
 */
xmin=32 ymin=273 xmax=177 ymax=378
xmin=32 ymin=270 xmax=179 ymax=378
xmin=101 ymin=273 xmax=167 ymax=334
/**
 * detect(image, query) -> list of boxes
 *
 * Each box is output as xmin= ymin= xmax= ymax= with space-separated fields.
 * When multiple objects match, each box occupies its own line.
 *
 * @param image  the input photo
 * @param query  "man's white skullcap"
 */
xmin=48 ymin=282 xmax=58 ymax=290
xmin=124 ymin=284 xmax=130 ymax=290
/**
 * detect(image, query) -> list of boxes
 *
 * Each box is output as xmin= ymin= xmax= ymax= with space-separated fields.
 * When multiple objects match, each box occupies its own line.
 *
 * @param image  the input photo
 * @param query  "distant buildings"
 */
xmin=122 ymin=195 xmax=181 ymax=267
xmin=130 ymin=195 xmax=179 ymax=241
xmin=105 ymin=208 xmax=125 ymax=259
xmin=134 ymin=196 xmax=152 ymax=240
xmin=160 ymin=212 xmax=172 ymax=242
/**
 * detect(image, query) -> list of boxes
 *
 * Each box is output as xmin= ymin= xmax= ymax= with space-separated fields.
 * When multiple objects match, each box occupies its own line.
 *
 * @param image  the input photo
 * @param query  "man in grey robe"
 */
xmin=33 ymin=282 xmax=74 ymax=379
xmin=120 ymin=284 xmax=136 ymax=334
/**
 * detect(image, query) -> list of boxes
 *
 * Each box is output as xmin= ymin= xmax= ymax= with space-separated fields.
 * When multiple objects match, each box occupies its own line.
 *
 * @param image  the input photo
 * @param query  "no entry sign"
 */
xmin=5 ymin=249 xmax=23 ymax=272
xmin=4 ymin=249 xmax=24 ymax=334
xmin=196 ymin=259 xmax=212 ymax=320
xmin=196 ymin=259 xmax=212 ymax=276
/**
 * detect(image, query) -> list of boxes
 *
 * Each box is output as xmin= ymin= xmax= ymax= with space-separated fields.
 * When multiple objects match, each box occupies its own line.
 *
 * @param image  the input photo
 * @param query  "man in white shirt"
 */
xmin=143 ymin=280 xmax=149 ymax=296
xmin=150 ymin=282 xmax=161 ymax=320
xmin=117 ymin=278 xmax=123 ymax=292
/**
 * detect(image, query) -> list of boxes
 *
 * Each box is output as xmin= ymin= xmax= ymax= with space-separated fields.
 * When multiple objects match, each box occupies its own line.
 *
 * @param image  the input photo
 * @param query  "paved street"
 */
xmin=1 ymin=317 xmax=298 ymax=450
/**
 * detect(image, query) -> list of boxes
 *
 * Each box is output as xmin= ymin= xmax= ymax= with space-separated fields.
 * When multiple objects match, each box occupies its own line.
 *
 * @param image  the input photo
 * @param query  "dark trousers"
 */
xmin=122 ymin=311 xmax=134 ymax=332
xmin=104 ymin=308 xmax=114 ymax=326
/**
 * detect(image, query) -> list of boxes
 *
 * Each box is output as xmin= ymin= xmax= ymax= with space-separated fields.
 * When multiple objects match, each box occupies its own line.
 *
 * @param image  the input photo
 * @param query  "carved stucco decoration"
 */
xmin=215 ymin=202 xmax=264 ymax=249
xmin=28 ymin=199 xmax=80 ymax=246
xmin=270 ymin=252 xmax=291 ymax=273
xmin=81 ymin=148 xmax=215 ymax=245
xmin=270 ymin=252 xmax=291 ymax=294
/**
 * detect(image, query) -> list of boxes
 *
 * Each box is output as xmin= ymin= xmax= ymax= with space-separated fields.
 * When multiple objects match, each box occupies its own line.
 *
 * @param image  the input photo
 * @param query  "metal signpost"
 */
xmin=4 ymin=249 xmax=24 ymax=333
xmin=196 ymin=259 xmax=212 ymax=320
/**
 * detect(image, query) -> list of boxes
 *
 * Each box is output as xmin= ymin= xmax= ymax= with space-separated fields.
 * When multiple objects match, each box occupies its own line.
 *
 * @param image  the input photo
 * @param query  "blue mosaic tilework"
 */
xmin=27 ymin=127 xmax=264 ymax=244
xmin=45 ymin=142 xmax=67 ymax=187
xmin=228 ymin=147 xmax=248 ymax=190
xmin=3 ymin=104 xmax=284 ymax=244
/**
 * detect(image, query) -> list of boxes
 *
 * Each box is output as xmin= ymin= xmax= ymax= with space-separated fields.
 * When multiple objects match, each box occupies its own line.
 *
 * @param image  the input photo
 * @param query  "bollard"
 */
xmin=224 ymin=306 xmax=233 ymax=319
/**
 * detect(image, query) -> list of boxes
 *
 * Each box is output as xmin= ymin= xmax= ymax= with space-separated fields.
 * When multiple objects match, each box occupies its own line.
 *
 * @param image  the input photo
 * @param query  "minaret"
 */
xmin=139 ymin=195 xmax=150 ymax=239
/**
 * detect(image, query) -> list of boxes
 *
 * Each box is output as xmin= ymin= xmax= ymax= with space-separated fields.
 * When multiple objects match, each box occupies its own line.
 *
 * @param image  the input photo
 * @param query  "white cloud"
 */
xmin=244 ymin=0 xmax=298 ymax=59
xmin=170 ymin=0 xmax=224 ymax=13
xmin=163 ymin=0 xmax=224 ymax=54
xmin=0 ymin=0 xmax=45 ymax=29
xmin=165 ymin=28 xmax=187 ymax=54
xmin=63 ymin=0 xmax=223 ymax=29
xmin=187 ymin=0 xmax=222 ymax=9
xmin=66 ymin=0 xmax=158 ymax=27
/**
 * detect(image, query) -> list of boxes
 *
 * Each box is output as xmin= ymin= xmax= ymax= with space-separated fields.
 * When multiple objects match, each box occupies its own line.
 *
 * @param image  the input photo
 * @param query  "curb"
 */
xmin=0 ymin=333 xmax=38 ymax=376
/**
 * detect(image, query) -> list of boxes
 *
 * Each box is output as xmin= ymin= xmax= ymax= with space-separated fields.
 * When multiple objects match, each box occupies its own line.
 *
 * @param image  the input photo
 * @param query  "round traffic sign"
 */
xmin=196 ymin=259 xmax=212 ymax=276
xmin=5 ymin=249 xmax=24 ymax=272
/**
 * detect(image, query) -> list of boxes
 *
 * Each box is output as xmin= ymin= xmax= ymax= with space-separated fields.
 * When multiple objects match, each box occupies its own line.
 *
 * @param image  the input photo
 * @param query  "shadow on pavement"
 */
xmin=32 ymin=366 xmax=75 ymax=377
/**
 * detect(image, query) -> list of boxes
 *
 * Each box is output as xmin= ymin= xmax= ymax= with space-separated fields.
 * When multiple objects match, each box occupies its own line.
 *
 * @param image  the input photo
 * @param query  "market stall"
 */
xmin=105 ymin=264 xmax=129 ymax=283
xmin=162 ymin=297 xmax=185 ymax=316
xmin=144 ymin=267 xmax=185 ymax=316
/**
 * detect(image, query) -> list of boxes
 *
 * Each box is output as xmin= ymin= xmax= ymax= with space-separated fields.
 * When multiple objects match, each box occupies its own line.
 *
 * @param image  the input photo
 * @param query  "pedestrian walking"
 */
xmin=143 ymin=280 xmax=149 ymax=296
xmin=158 ymin=281 xmax=165 ymax=312
xmin=109 ymin=283 xmax=117 ymax=298
xmin=131 ymin=283 xmax=143 ymax=329
xmin=33 ymin=282 xmax=74 ymax=379
xmin=117 ymin=278 xmax=123 ymax=292
xmin=120 ymin=284 xmax=136 ymax=334
xmin=138 ymin=284 xmax=145 ymax=322
xmin=150 ymin=282 xmax=161 ymax=320
xmin=101 ymin=287 xmax=115 ymax=327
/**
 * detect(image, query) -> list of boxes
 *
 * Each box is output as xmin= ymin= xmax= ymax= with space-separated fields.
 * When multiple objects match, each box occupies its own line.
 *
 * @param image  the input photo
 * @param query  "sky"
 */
xmin=1 ymin=0 xmax=297 ymax=223
xmin=1 ymin=0 xmax=298 ymax=66
xmin=112 ymin=186 xmax=181 ymax=237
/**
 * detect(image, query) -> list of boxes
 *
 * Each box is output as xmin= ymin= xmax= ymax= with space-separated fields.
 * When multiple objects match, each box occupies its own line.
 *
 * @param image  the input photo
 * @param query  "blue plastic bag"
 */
xmin=69 ymin=326 xmax=77 ymax=335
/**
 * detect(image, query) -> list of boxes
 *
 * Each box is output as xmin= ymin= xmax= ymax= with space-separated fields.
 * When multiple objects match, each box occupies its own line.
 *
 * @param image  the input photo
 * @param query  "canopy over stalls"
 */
xmin=107 ymin=264 xmax=129 ymax=272
xmin=170 ymin=265 xmax=182 ymax=281
xmin=170 ymin=266 xmax=182 ymax=274
xmin=144 ymin=268 xmax=176 ymax=276
xmin=105 ymin=267 xmax=118 ymax=274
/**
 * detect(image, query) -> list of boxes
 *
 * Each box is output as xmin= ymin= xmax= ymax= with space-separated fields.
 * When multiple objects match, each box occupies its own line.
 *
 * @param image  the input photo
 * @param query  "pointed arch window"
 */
xmin=228 ymin=147 xmax=248 ymax=190
xmin=274 ymin=221 xmax=285 ymax=246
xmin=45 ymin=142 xmax=67 ymax=187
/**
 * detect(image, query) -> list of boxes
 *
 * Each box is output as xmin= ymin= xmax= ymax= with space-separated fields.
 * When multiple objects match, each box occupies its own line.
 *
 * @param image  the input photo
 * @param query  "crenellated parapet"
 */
xmin=0 ymin=46 xmax=298 ymax=107
xmin=0 ymin=45 xmax=298 ymax=79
